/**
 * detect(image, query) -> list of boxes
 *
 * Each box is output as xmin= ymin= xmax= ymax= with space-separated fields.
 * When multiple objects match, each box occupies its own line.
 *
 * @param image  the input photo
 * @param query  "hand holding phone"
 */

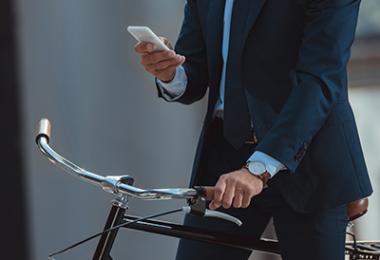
xmin=129 ymin=26 xmax=185 ymax=82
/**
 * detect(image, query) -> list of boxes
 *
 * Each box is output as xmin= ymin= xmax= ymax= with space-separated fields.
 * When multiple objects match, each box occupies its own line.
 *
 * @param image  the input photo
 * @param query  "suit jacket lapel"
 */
xmin=243 ymin=0 xmax=268 ymax=43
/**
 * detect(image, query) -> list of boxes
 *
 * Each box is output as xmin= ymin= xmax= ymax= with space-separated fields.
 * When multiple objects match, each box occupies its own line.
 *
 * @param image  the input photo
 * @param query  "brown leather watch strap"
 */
xmin=243 ymin=164 xmax=271 ymax=186
xmin=256 ymin=172 xmax=271 ymax=186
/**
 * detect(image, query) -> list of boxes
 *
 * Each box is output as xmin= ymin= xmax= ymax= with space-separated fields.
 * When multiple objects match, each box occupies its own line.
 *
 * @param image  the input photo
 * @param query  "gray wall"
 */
xmin=17 ymin=0 xmax=205 ymax=259
xmin=356 ymin=0 xmax=380 ymax=37
xmin=349 ymin=89 xmax=380 ymax=242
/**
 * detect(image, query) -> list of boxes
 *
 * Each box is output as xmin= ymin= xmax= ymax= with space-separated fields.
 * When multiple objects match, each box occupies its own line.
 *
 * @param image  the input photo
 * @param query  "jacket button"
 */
xmin=294 ymin=152 xmax=302 ymax=161
xmin=294 ymin=142 xmax=309 ymax=161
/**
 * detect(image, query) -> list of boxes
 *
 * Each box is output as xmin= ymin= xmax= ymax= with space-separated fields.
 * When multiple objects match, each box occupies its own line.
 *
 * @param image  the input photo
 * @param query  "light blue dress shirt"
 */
xmin=158 ymin=0 xmax=285 ymax=177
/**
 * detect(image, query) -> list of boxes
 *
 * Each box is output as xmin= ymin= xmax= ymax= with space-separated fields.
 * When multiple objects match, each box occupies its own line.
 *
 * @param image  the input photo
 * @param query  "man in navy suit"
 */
xmin=134 ymin=0 xmax=373 ymax=259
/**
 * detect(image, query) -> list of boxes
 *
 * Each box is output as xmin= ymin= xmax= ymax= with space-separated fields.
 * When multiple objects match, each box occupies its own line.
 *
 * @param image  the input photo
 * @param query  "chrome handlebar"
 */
xmin=36 ymin=119 xmax=198 ymax=200
xmin=36 ymin=119 xmax=243 ymax=226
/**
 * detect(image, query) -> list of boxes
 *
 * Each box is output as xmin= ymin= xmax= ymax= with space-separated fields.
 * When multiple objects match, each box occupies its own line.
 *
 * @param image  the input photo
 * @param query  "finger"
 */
xmin=141 ymin=51 xmax=177 ymax=65
xmin=159 ymin=36 xmax=173 ymax=49
xmin=155 ymin=63 xmax=183 ymax=82
xmin=146 ymin=56 xmax=183 ymax=71
xmin=202 ymin=186 xmax=215 ymax=201
xmin=222 ymin=183 xmax=235 ymax=209
xmin=150 ymin=56 xmax=185 ymax=74
xmin=164 ymin=55 xmax=185 ymax=68
xmin=233 ymin=190 xmax=244 ymax=208
xmin=134 ymin=42 xmax=154 ymax=54
xmin=148 ymin=61 xmax=180 ymax=78
xmin=211 ymin=178 xmax=227 ymax=209
xmin=144 ymin=66 xmax=157 ymax=76
xmin=241 ymin=192 xmax=253 ymax=208
xmin=141 ymin=51 xmax=174 ymax=65
xmin=209 ymin=201 xmax=219 ymax=210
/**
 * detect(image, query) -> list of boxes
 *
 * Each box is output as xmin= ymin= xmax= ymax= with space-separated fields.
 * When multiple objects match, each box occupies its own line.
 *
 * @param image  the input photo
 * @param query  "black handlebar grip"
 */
xmin=36 ymin=118 xmax=52 ymax=143
xmin=194 ymin=186 xmax=214 ymax=201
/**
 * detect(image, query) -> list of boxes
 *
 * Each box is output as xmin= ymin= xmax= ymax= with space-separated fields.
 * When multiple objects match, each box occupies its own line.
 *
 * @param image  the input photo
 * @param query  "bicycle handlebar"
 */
xmin=36 ymin=119 xmax=199 ymax=200
xmin=35 ymin=119 xmax=243 ymax=226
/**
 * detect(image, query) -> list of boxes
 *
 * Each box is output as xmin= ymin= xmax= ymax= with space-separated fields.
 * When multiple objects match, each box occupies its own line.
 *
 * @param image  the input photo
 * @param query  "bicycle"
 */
xmin=36 ymin=118 xmax=380 ymax=260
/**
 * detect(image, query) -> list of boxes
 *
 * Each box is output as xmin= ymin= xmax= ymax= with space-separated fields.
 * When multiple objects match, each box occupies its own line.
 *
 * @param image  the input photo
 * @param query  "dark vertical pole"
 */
xmin=0 ymin=0 xmax=29 ymax=259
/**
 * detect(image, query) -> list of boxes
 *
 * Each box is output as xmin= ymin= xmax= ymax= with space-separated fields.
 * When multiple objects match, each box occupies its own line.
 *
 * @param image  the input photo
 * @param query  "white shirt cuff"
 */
xmin=156 ymin=66 xmax=187 ymax=101
xmin=248 ymin=151 xmax=286 ymax=178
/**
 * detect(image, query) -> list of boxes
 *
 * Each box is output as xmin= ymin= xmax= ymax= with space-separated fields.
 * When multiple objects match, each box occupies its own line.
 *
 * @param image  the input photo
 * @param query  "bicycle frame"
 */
xmin=93 ymin=203 xmax=128 ymax=259
xmin=92 ymin=197 xmax=280 ymax=259
xmin=93 ymin=203 xmax=380 ymax=260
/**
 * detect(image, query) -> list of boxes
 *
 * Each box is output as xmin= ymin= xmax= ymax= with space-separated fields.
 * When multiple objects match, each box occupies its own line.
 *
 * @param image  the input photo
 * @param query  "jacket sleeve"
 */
xmin=156 ymin=0 xmax=209 ymax=105
xmin=255 ymin=0 xmax=361 ymax=173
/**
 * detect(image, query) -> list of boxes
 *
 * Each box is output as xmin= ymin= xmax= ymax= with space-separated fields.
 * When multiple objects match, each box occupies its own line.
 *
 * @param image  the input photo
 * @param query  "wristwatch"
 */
xmin=243 ymin=161 xmax=271 ymax=186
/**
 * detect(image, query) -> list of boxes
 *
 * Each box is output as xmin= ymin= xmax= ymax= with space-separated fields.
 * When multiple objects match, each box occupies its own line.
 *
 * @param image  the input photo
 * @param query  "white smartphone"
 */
xmin=127 ymin=26 xmax=170 ymax=52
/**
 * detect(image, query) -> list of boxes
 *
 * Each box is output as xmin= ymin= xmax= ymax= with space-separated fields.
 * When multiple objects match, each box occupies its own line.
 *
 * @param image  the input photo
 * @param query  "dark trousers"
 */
xmin=176 ymin=119 xmax=348 ymax=260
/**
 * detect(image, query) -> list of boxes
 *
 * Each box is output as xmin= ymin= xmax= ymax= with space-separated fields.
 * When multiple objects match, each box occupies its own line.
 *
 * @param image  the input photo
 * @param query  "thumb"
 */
xmin=159 ymin=37 xmax=173 ymax=50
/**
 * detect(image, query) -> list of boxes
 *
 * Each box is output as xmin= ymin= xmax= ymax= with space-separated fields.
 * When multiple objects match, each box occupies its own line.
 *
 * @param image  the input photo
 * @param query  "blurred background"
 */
xmin=1 ymin=0 xmax=379 ymax=259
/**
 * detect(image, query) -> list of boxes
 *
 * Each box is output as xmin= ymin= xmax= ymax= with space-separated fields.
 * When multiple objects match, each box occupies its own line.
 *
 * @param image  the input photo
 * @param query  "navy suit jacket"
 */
xmin=158 ymin=0 xmax=373 ymax=212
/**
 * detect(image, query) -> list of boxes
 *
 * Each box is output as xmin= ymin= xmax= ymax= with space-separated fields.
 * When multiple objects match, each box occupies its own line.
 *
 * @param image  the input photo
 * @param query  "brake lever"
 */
xmin=203 ymin=209 xmax=243 ymax=226
xmin=182 ymin=206 xmax=243 ymax=226
xmin=183 ymin=187 xmax=243 ymax=226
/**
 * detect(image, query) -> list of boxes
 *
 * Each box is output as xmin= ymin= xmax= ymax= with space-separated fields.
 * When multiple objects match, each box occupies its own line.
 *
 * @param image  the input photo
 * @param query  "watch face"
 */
xmin=248 ymin=161 xmax=266 ymax=175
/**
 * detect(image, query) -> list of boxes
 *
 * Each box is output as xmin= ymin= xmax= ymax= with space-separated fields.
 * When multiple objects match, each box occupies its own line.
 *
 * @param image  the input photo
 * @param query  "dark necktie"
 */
xmin=223 ymin=0 xmax=252 ymax=149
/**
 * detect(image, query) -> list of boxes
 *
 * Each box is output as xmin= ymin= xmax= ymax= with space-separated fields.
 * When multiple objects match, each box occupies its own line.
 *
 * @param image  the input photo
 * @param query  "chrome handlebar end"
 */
xmin=36 ymin=118 xmax=52 ymax=144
